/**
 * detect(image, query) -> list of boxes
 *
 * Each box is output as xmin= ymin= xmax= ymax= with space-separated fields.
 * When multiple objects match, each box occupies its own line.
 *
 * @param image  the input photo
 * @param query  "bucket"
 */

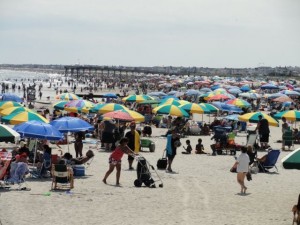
xmin=73 ymin=165 xmax=85 ymax=176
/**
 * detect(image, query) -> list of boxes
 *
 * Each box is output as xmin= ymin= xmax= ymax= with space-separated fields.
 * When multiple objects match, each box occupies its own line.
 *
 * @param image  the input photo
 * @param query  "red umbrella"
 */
xmin=208 ymin=94 xmax=230 ymax=101
xmin=102 ymin=111 xmax=133 ymax=121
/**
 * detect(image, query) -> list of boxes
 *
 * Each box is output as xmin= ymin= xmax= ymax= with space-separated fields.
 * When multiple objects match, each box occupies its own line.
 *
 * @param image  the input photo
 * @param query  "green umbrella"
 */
xmin=0 ymin=124 xmax=20 ymax=142
xmin=274 ymin=110 xmax=300 ymax=122
xmin=282 ymin=148 xmax=300 ymax=169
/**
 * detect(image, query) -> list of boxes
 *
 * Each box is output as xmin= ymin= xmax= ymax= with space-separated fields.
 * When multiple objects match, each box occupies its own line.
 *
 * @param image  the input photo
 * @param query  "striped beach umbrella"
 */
xmin=225 ymin=99 xmax=251 ymax=108
xmin=64 ymin=100 xmax=95 ymax=113
xmin=55 ymin=93 xmax=80 ymax=101
xmin=0 ymin=106 xmax=34 ymax=116
xmin=152 ymin=104 xmax=189 ymax=117
xmin=53 ymin=101 xmax=69 ymax=110
xmin=91 ymin=103 xmax=128 ymax=114
xmin=0 ymin=124 xmax=21 ymax=142
xmin=238 ymin=112 xmax=279 ymax=127
xmin=179 ymin=103 xmax=209 ymax=114
xmin=213 ymin=88 xmax=227 ymax=95
xmin=122 ymin=95 xmax=154 ymax=103
xmin=0 ymin=101 xmax=22 ymax=111
xmin=208 ymin=94 xmax=231 ymax=101
xmin=1 ymin=111 xmax=49 ymax=125
xmin=120 ymin=109 xmax=145 ymax=122
xmin=199 ymin=103 xmax=219 ymax=113
xmin=159 ymin=98 xmax=181 ymax=106
xmin=274 ymin=110 xmax=300 ymax=122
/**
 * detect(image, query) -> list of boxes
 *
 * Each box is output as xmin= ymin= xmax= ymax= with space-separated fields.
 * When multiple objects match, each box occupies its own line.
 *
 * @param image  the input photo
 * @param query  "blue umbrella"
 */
xmin=261 ymin=84 xmax=279 ymax=90
xmin=199 ymin=88 xmax=212 ymax=93
xmin=240 ymin=85 xmax=251 ymax=92
xmin=148 ymin=92 xmax=167 ymax=97
xmin=267 ymin=93 xmax=288 ymax=99
xmin=102 ymin=93 xmax=118 ymax=98
xmin=13 ymin=120 xmax=63 ymax=141
xmin=212 ymin=102 xmax=243 ymax=113
xmin=50 ymin=116 xmax=94 ymax=133
xmin=211 ymin=85 xmax=220 ymax=91
xmin=161 ymin=96 xmax=179 ymax=100
xmin=228 ymin=88 xmax=242 ymax=94
xmin=1 ymin=93 xmax=22 ymax=102
xmin=225 ymin=114 xmax=240 ymax=121
xmin=186 ymin=89 xmax=201 ymax=96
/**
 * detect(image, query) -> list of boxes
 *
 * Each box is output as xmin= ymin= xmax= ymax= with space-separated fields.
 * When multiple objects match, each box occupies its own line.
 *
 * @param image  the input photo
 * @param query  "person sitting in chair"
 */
xmin=61 ymin=150 xmax=94 ymax=165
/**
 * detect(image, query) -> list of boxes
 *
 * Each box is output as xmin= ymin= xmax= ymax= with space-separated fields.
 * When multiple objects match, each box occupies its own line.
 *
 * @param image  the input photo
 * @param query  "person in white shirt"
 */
xmin=236 ymin=146 xmax=250 ymax=194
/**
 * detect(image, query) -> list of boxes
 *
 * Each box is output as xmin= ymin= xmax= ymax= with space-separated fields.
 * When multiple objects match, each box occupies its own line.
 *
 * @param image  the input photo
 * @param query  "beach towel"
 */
xmin=134 ymin=130 xmax=140 ymax=153
xmin=166 ymin=134 xmax=172 ymax=155
xmin=8 ymin=162 xmax=29 ymax=183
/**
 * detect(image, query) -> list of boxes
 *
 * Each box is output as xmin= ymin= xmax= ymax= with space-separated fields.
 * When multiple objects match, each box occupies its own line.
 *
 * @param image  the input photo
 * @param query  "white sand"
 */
xmin=1 ymin=87 xmax=300 ymax=225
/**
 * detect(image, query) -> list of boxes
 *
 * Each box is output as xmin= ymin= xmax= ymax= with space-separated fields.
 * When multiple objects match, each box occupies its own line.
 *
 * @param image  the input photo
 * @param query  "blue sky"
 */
xmin=0 ymin=0 xmax=299 ymax=67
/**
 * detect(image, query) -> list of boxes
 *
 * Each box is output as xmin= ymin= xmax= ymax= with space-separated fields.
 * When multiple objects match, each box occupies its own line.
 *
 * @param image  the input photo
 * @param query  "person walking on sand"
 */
xmin=125 ymin=122 xmax=140 ymax=170
xmin=102 ymin=137 xmax=134 ymax=186
xmin=235 ymin=146 xmax=250 ymax=195
xmin=166 ymin=129 xmax=180 ymax=172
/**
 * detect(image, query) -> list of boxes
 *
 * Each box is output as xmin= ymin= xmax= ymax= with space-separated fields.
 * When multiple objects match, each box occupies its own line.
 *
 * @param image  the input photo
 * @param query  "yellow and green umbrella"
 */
xmin=64 ymin=100 xmax=95 ymax=113
xmin=159 ymin=98 xmax=181 ymax=106
xmin=55 ymin=93 xmax=80 ymax=101
xmin=0 ymin=101 xmax=22 ymax=111
xmin=199 ymin=103 xmax=219 ymax=113
xmin=274 ymin=110 xmax=300 ymax=122
xmin=238 ymin=112 xmax=279 ymax=127
xmin=53 ymin=101 xmax=69 ymax=110
xmin=152 ymin=104 xmax=189 ymax=117
xmin=178 ymin=100 xmax=190 ymax=105
xmin=92 ymin=103 xmax=128 ymax=114
xmin=179 ymin=103 xmax=209 ymax=114
xmin=1 ymin=111 xmax=49 ymax=125
xmin=122 ymin=95 xmax=154 ymax=103
xmin=120 ymin=109 xmax=145 ymax=122
xmin=0 ymin=106 xmax=34 ymax=116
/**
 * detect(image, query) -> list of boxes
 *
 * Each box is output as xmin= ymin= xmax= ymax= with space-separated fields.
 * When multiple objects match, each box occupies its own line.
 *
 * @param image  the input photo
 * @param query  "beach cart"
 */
xmin=140 ymin=139 xmax=155 ymax=152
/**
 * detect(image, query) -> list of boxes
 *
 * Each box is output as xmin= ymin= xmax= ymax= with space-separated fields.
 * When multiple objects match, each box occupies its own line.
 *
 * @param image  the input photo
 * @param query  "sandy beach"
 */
xmin=1 ymin=85 xmax=300 ymax=225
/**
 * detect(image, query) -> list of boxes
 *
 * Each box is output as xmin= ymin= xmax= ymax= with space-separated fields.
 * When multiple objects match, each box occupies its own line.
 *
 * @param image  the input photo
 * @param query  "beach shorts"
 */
xmin=109 ymin=157 xmax=121 ymax=165
xmin=260 ymin=134 xmax=269 ymax=143
xmin=167 ymin=154 xmax=175 ymax=161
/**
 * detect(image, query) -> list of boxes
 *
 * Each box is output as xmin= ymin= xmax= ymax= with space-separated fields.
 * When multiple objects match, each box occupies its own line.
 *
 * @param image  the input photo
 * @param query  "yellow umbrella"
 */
xmin=0 ymin=106 xmax=34 ymax=116
xmin=238 ymin=112 xmax=279 ymax=127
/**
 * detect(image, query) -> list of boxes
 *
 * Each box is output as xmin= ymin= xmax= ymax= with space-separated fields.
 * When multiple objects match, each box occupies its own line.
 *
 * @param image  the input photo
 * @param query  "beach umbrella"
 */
xmin=0 ymin=106 xmax=34 ymax=116
xmin=272 ymin=96 xmax=293 ymax=103
xmin=267 ymin=93 xmax=288 ymax=99
xmin=1 ymin=111 xmax=49 ymax=125
xmin=213 ymin=88 xmax=227 ymax=95
xmin=0 ymin=101 xmax=22 ymax=111
xmin=53 ymin=101 xmax=69 ymax=110
xmin=152 ymin=104 xmax=189 ymax=117
xmin=199 ymin=88 xmax=212 ymax=93
xmin=261 ymin=84 xmax=279 ymax=90
xmin=102 ymin=111 xmax=134 ymax=121
xmin=91 ymin=103 xmax=128 ymax=114
xmin=228 ymin=88 xmax=242 ymax=95
xmin=178 ymin=100 xmax=190 ymax=105
xmin=281 ymin=148 xmax=300 ymax=170
xmin=0 ymin=124 xmax=20 ymax=143
xmin=148 ymin=92 xmax=167 ymax=97
xmin=50 ymin=116 xmax=93 ymax=133
xmin=119 ymin=109 xmax=145 ymax=122
xmin=102 ymin=93 xmax=118 ymax=98
xmin=185 ymin=89 xmax=201 ymax=96
xmin=0 ymin=93 xmax=22 ymax=102
xmin=238 ymin=112 xmax=279 ymax=127
xmin=211 ymin=102 xmax=243 ymax=113
xmin=55 ymin=93 xmax=80 ymax=101
xmin=179 ymin=103 xmax=209 ymax=114
xmin=280 ymin=90 xmax=300 ymax=96
xmin=294 ymin=88 xmax=300 ymax=92
xmin=238 ymin=93 xmax=261 ymax=99
xmin=199 ymin=103 xmax=219 ymax=113
xmin=208 ymin=94 xmax=231 ymax=101
xmin=161 ymin=96 xmax=180 ymax=100
xmin=273 ymin=110 xmax=300 ymax=122
xmin=159 ymin=98 xmax=181 ymax=106
xmin=64 ymin=100 xmax=95 ymax=113
xmin=13 ymin=120 xmax=63 ymax=141
xmin=240 ymin=85 xmax=251 ymax=92
xmin=224 ymin=114 xmax=240 ymax=121
xmin=122 ymin=94 xmax=154 ymax=103
xmin=225 ymin=99 xmax=251 ymax=108
xmin=210 ymin=85 xmax=220 ymax=91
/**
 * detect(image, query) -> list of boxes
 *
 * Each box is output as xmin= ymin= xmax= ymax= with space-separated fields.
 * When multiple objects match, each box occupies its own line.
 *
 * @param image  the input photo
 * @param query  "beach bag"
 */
xmin=157 ymin=150 xmax=167 ymax=170
xmin=246 ymin=172 xmax=252 ymax=181
xmin=250 ymin=162 xmax=259 ymax=174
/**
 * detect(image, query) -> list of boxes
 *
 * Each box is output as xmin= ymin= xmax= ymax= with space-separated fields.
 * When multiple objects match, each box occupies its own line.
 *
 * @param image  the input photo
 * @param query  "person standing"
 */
xmin=236 ymin=146 xmax=250 ymax=195
xmin=255 ymin=115 xmax=270 ymax=149
xmin=125 ymin=122 xmax=140 ymax=170
xmin=102 ymin=137 xmax=134 ymax=186
xmin=166 ymin=129 xmax=180 ymax=172
xmin=102 ymin=119 xmax=116 ymax=151
xmin=74 ymin=131 xmax=84 ymax=158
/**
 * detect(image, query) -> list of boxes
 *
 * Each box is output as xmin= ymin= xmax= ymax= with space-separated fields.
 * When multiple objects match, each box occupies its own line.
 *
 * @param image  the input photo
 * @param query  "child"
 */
xmin=195 ymin=138 xmax=206 ymax=154
xmin=182 ymin=140 xmax=192 ymax=154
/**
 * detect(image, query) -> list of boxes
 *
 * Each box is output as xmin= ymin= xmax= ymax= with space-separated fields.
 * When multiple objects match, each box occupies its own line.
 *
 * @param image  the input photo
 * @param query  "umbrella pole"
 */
xmin=67 ymin=133 xmax=70 ymax=153
xmin=33 ymin=138 xmax=37 ymax=167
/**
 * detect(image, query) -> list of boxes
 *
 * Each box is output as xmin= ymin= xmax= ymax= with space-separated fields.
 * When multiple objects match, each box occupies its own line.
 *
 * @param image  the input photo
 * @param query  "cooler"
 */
xmin=73 ymin=165 xmax=85 ymax=176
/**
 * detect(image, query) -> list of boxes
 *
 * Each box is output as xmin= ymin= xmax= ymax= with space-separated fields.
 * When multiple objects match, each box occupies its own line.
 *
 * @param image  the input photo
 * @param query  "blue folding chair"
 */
xmin=257 ymin=149 xmax=280 ymax=172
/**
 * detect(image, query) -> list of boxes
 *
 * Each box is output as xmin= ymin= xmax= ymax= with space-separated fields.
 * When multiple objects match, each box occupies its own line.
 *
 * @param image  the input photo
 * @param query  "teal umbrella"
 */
xmin=274 ymin=110 xmax=300 ymax=122
xmin=282 ymin=148 xmax=300 ymax=169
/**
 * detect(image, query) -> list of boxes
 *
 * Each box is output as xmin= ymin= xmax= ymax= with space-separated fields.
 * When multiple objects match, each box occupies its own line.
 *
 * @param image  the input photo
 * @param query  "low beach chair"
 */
xmin=282 ymin=129 xmax=294 ymax=151
xmin=51 ymin=164 xmax=74 ymax=190
xmin=257 ymin=149 xmax=280 ymax=173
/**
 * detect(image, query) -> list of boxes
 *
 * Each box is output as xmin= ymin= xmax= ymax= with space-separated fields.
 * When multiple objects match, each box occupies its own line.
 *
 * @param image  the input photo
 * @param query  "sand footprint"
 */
xmin=177 ymin=179 xmax=191 ymax=223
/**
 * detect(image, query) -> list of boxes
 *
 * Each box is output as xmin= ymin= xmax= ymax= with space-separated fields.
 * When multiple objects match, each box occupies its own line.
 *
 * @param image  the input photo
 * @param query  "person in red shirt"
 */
xmin=102 ymin=137 xmax=134 ymax=186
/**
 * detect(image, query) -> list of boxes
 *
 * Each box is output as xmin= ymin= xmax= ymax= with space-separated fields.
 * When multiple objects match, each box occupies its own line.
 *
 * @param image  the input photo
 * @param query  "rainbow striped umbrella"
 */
xmin=64 ymin=100 xmax=95 ymax=113
xmin=152 ymin=104 xmax=189 ymax=117
xmin=53 ymin=101 xmax=69 ymax=110
xmin=238 ymin=112 xmax=279 ymax=127
xmin=199 ymin=103 xmax=219 ymax=113
xmin=179 ymin=103 xmax=209 ymax=114
xmin=122 ymin=95 xmax=154 ymax=103
xmin=213 ymin=88 xmax=227 ymax=95
xmin=1 ymin=111 xmax=49 ymax=125
xmin=0 ymin=101 xmax=22 ymax=111
xmin=120 ymin=109 xmax=145 ymax=122
xmin=274 ymin=110 xmax=300 ymax=122
xmin=0 ymin=106 xmax=34 ymax=116
xmin=91 ymin=103 xmax=128 ymax=114
xmin=55 ymin=93 xmax=80 ymax=101
xmin=225 ymin=99 xmax=251 ymax=108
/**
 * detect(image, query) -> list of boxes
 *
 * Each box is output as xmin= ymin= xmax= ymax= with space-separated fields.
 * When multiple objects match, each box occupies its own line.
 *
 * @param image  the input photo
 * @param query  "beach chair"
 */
xmin=51 ymin=164 xmax=74 ymax=190
xmin=257 ymin=149 xmax=280 ymax=173
xmin=246 ymin=132 xmax=259 ymax=150
xmin=282 ymin=129 xmax=294 ymax=151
